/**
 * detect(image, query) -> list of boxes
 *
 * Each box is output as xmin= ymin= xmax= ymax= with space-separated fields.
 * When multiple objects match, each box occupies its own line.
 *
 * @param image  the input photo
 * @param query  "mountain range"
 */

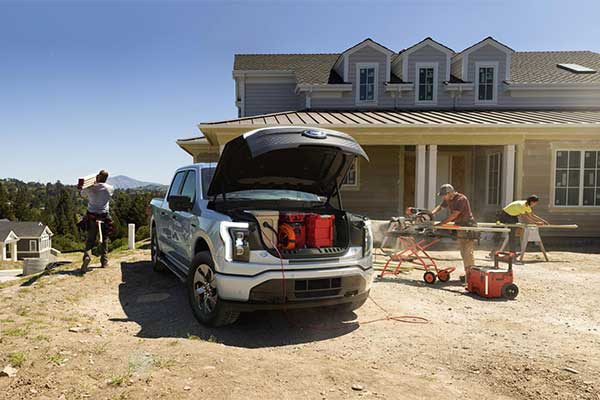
xmin=107 ymin=175 xmax=167 ymax=190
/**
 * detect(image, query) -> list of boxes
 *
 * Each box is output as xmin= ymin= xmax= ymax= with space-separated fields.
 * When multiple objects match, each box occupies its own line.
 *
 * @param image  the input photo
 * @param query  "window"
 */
xmin=415 ymin=63 xmax=438 ymax=104
xmin=168 ymin=171 xmax=187 ymax=197
xmin=475 ymin=62 xmax=498 ymax=104
xmin=29 ymin=240 xmax=37 ymax=252
xmin=557 ymin=63 xmax=596 ymax=74
xmin=342 ymin=158 xmax=359 ymax=189
xmin=486 ymin=153 xmax=502 ymax=205
xmin=355 ymin=63 xmax=378 ymax=104
xmin=554 ymin=150 xmax=600 ymax=207
xmin=418 ymin=68 xmax=434 ymax=101
xmin=180 ymin=171 xmax=197 ymax=201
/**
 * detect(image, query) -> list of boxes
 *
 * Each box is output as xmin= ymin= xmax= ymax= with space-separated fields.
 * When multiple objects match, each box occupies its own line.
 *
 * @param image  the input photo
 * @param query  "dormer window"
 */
xmin=475 ymin=61 xmax=498 ymax=104
xmin=356 ymin=63 xmax=378 ymax=104
xmin=415 ymin=62 xmax=438 ymax=104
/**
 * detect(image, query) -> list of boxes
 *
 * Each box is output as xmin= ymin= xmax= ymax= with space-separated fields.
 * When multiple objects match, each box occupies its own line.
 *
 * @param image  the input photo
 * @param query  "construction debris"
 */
xmin=0 ymin=366 xmax=18 ymax=378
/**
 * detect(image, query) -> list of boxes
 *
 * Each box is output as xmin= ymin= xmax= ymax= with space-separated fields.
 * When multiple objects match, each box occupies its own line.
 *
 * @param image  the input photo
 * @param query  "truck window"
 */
xmin=168 ymin=171 xmax=187 ymax=197
xmin=180 ymin=170 xmax=196 ymax=201
xmin=201 ymin=167 xmax=216 ymax=198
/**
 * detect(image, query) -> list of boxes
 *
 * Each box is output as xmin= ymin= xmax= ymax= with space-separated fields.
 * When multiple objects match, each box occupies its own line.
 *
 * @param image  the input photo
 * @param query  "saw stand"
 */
xmin=499 ymin=226 xmax=548 ymax=262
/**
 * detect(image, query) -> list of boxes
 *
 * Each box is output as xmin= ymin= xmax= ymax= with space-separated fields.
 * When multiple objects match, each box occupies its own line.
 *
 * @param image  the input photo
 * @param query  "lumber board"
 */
xmin=477 ymin=222 xmax=578 ymax=229
xmin=434 ymin=224 xmax=510 ymax=233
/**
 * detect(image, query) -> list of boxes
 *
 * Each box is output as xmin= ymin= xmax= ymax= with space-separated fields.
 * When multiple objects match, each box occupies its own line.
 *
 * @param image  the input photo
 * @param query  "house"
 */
xmin=0 ymin=220 xmax=53 ymax=260
xmin=177 ymin=37 xmax=600 ymax=237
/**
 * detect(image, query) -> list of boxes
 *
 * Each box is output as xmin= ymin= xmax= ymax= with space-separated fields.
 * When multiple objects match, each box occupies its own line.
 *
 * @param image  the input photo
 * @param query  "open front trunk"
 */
xmin=207 ymin=127 xmax=370 ymax=260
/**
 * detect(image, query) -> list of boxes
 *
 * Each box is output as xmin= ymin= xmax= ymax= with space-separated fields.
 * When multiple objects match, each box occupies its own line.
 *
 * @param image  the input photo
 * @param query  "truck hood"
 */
xmin=207 ymin=127 xmax=369 ymax=198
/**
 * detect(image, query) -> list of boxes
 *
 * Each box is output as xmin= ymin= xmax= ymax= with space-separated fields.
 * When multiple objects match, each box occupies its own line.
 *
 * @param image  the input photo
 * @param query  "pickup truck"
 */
xmin=150 ymin=126 xmax=374 ymax=326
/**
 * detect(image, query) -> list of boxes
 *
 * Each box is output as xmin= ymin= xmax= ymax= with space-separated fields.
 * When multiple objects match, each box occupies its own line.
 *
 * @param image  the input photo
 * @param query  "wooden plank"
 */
xmin=477 ymin=222 xmax=579 ymax=229
xmin=77 ymin=174 xmax=96 ymax=190
xmin=434 ymin=224 xmax=510 ymax=233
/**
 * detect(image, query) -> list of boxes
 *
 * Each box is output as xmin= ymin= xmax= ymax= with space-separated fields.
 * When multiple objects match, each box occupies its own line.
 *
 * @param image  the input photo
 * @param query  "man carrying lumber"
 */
xmin=498 ymin=195 xmax=549 ymax=252
xmin=79 ymin=170 xmax=114 ymax=273
xmin=431 ymin=184 xmax=476 ymax=282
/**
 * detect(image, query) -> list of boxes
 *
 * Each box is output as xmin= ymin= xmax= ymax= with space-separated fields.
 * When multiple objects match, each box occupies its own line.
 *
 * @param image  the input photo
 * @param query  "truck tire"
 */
xmin=187 ymin=251 xmax=239 ymax=327
xmin=151 ymin=227 xmax=168 ymax=273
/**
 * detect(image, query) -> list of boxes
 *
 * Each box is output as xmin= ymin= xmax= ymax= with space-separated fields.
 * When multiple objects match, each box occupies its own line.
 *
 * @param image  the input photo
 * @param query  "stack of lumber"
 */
xmin=77 ymin=174 xmax=96 ymax=190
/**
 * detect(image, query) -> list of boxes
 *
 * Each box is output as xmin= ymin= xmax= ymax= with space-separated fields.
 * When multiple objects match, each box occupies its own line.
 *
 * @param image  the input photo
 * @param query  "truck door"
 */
xmin=160 ymin=170 xmax=187 ymax=259
xmin=170 ymin=169 xmax=197 ymax=268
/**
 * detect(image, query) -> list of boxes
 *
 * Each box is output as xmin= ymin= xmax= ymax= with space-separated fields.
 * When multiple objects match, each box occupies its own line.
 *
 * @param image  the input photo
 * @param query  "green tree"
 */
xmin=0 ymin=181 xmax=14 ymax=220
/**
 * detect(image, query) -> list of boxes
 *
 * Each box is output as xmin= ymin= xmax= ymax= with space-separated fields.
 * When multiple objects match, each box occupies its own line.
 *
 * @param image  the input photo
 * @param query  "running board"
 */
xmin=157 ymin=255 xmax=187 ymax=282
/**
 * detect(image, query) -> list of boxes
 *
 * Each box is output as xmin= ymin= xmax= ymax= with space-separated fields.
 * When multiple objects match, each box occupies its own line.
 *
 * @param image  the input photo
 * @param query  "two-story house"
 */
xmin=177 ymin=37 xmax=600 ymax=237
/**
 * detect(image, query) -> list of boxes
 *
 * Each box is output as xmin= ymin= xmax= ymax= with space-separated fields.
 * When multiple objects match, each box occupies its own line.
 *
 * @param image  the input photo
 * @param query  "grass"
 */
xmin=47 ymin=353 xmax=65 ymax=366
xmin=8 ymin=352 xmax=26 ymax=367
xmin=3 ymin=327 xmax=28 ymax=337
xmin=167 ymin=340 xmax=179 ymax=347
xmin=152 ymin=356 xmax=177 ymax=369
xmin=15 ymin=306 xmax=30 ymax=317
xmin=90 ymin=342 xmax=109 ymax=355
xmin=0 ymin=318 xmax=15 ymax=323
xmin=108 ymin=373 xmax=130 ymax=387
xmin=187 ymin=333 xmax=200 ymax=340
xmin=34 ymin=334 xmax=50 ymax=342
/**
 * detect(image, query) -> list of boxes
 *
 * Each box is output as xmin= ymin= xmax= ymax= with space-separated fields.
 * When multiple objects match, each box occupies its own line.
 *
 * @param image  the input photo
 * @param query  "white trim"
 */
xmin=384 ymin=83 xmax=414 ymax=92
xmin=415 ymin=62 xmax=439 ymax=105
xmin=475 ymin=61 xmax=499 ymax=105
xmin=551 ymin=148 xmax=600 ymax=208
xmin=29 ymin=239 xmax=38 ymax=252
xmin=507 ymin=83 xmax=600 ymax=91
xmin=453 ymin=37 xmax=514 ymax=62
xmin=444 ymin=83 xmax=474 ymax=92
xmin=396 ymin=38 xmax=454 ymax=83
xmin=296 ymin=84 xmax=352 ymax=92
xmin=355 ymin=62 xmax=379 ymax=105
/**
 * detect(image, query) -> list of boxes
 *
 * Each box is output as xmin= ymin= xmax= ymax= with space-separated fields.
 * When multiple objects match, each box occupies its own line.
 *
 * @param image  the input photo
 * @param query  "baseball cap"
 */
xmin=438 ymin=184 xmax=455 ymax=196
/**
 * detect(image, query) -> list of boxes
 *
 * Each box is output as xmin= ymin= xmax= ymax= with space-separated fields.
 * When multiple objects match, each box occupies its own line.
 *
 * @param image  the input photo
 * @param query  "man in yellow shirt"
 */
xmin=499 ymin=195 xmax=549 ymax=252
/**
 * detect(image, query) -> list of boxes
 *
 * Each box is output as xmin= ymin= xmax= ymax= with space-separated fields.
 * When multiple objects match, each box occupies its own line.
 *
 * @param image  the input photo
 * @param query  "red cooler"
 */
xmin=306 ymin=214 xmax=335 ymax=248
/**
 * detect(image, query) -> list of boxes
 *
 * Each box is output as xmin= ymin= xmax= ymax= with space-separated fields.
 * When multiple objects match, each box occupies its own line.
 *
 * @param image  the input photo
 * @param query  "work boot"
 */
xmin=81 ymin=255 xmax=91 ymax=274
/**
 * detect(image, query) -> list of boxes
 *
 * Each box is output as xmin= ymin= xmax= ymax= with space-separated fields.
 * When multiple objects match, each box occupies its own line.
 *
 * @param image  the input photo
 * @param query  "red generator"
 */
xmin=306 ymin=214 xmax=335 ymax=248
xmin=278 ymin=213 xmax=306 ymax=249
xmin=466 ymin=251 xmax=519 ymax=299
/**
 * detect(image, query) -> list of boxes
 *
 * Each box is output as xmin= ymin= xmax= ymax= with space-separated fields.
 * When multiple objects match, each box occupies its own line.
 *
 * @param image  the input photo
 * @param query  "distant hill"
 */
xmin=107 ymin=175 xmax=167 ymax=190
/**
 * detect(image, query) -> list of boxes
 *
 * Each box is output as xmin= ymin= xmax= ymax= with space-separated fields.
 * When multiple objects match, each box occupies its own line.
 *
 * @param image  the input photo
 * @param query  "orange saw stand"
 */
xmin=380 ymin=235 xmax=456 ymax=284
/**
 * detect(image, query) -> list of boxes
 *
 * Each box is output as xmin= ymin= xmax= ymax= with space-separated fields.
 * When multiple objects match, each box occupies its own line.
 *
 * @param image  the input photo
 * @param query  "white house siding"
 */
xmin=244 ymin=82 xmax=299 ymax=116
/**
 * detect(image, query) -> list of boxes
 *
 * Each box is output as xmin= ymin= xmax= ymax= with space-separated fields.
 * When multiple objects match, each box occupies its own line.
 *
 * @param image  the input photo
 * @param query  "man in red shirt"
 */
xmin=431 ymin=184 xmax=476 ymax=282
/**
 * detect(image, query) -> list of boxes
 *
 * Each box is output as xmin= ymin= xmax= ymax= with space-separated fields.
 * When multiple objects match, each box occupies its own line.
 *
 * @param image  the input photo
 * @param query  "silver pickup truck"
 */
xmin=149 ymin=126 xmax=374 ymax=326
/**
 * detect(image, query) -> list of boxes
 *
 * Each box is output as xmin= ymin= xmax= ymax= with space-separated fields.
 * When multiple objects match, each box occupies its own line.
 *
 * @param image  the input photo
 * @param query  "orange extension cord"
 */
xmin=261 ymin=222 xmax=430 ymax=329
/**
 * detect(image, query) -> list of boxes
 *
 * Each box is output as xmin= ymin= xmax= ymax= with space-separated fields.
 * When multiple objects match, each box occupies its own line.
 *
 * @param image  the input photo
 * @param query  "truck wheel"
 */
xmin=151 ymin=227 xmax=167 ymax=273
xmin=502 ymin=283 xmax=519 ymax=300
xmin=187 ymin=251 xmax=239 ymax=327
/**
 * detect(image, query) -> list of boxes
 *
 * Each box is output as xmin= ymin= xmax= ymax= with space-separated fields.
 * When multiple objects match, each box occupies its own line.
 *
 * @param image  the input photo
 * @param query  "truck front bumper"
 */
xmin=214 ymin=263 xmax=374 ymax=307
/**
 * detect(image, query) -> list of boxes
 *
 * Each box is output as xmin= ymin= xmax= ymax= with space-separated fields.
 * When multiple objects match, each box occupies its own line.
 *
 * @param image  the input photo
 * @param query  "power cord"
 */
xmin=261 ymin=221 xmax=430 ymax=328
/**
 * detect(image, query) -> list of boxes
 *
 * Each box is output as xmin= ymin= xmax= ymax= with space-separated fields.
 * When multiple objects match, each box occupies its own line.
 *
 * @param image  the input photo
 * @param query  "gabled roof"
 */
xmin=397 ymin=37 xmax=455 ymax=58
xmin=0 ymin=220 xmax=52 ymax=238
xmin=0 ymin=225 xmax=18 ymax=243
xmin=454 ymin=36 xmax=514 ymax=60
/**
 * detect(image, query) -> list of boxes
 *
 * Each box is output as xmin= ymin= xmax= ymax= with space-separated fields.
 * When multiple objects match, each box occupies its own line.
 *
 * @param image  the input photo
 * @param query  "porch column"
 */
xmin=427 ymin=145 xmax=438 ymax=209
xmin=0 ymin=242 xmax=5 ymax=261
xmin=502 ymin=144 xmax=516 ymax=205
xmin=415 ymin=144 xmax=427 ymax=208
xmin=10 ymin=242 xmax=17 ymax=262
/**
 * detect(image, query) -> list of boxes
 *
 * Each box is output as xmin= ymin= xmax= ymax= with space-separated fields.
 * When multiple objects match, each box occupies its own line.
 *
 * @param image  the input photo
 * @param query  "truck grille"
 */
xmin=294 ymin=277 xmax=342 ymax=298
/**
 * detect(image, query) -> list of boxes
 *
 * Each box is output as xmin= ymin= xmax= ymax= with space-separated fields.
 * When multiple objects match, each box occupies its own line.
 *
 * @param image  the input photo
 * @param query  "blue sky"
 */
xmin=1 ymin=0 xmax=599 ymax=185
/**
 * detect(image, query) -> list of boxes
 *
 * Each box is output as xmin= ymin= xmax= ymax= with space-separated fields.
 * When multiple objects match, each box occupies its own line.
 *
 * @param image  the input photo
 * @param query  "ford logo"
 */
xmin=302 ymin=129 xmax=327 ymax=139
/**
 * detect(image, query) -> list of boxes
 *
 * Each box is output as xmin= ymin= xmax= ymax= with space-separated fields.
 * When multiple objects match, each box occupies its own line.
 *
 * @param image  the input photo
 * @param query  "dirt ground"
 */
xmin=1 ymin=245 xmax=599 ymax=400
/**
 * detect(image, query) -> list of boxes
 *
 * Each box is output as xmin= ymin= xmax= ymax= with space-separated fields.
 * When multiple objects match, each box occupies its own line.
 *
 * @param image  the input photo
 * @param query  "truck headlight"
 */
xmin=220 ymin=221 xmax=250 ymax=262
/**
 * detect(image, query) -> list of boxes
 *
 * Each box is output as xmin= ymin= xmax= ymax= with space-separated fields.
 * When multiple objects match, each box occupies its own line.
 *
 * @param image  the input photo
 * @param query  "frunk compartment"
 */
xmin=248 ymin=210 xmax=279 ymax=249
xmin=278 ymin=212 xmax=307 ymax=249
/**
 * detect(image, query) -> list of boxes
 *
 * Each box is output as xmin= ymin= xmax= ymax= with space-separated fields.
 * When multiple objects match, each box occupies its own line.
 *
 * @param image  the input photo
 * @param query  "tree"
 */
xmin=13 ymin=185 xmax=33 ymax=221
xmin=0 ymin=181 xmax=14 ymax=220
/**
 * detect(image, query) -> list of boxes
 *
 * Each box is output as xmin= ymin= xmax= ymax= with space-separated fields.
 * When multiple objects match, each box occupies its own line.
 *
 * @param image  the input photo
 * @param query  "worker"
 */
xmin=498 ymin=195 xmax=549 ymax=253
xmin=79 ymin=170 xmax=114 ymax=273
xmin=431 ymin=184 xmax=476 ymax=283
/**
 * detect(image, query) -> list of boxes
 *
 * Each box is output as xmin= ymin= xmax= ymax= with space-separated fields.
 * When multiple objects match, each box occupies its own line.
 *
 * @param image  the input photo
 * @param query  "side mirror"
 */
xmin=168 ymin=195 xmax=193 ymax=212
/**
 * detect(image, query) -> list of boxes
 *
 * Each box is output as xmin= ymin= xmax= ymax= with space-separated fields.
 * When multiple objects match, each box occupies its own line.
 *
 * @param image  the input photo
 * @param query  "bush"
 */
xmin=136 ymin=225 xmax=150 ymax=241
xmin=52 ymin=234 xmax=84 ymax=252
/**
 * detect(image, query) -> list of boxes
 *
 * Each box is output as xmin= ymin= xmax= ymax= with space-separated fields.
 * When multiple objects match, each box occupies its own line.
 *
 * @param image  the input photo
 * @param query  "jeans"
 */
xmin=83 ymin=213 xmax=109 ymax=265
